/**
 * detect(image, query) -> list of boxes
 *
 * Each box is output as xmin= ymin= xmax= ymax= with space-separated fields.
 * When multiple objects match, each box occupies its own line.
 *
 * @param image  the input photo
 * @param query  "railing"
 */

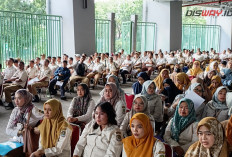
xmin=182 ymin=24 xmax=221 ymax=52
xmin=136 ymin=22 xmax=156 ymax=53
xmin=0 ymin=10 xmax=62 ymax=68
xmin=95 ymin=19 xmax=110 ymax=53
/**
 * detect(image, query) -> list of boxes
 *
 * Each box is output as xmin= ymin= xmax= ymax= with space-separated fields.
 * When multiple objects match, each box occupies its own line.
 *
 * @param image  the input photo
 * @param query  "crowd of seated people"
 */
xmin=1 ymin=47 xmax=232 ymax=157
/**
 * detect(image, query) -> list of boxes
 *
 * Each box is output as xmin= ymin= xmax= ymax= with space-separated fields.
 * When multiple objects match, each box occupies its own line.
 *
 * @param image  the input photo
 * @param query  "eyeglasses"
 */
xmin=194 ymin=89 xmax=203 ymax=93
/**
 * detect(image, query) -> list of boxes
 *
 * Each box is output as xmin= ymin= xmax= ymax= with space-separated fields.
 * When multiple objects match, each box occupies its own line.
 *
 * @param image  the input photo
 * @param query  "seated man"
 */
xmin=132 ymin=52 xmax=142 ymax=76
xmin=103 ymin=56 xmax=119 ymax=84
xmin=87 ymin=56 xmax=105 ymax=88
xmin=120 ymin=54 xmax=133 ymax=84
xmin=2 ymin=58 xmax=17 ymax=81
xmin=48 ymin=60 xmax=70 ymax=100
xmin=26 ymin=60 xmax=38 ymax=80
xmin=28 ymin=59 xmax=51 ymax=102
xmin=69 ymin=56 xmax=89 ymax=89
xmin=3 ymin=61 xmax=28 ymax=109
xmin=49 ymin=57 xmax=59 ymax=79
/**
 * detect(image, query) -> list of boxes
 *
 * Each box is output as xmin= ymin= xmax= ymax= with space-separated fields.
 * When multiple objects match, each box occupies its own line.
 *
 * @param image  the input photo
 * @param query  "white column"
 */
xmin=108 ymin=13 xmax=116 ymax=55
xmin=131 ymin=15 xmax=138 ymax=52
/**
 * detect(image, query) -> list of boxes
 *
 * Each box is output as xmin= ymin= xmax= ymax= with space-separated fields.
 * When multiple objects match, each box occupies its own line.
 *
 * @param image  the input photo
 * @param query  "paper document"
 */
xmin=56 ymin=81 xmax=63 ymax=86
xmin=185 ymin=90 xmax=205 ymax=110
xmin=28 ymin=77 xmax=39 ymax=85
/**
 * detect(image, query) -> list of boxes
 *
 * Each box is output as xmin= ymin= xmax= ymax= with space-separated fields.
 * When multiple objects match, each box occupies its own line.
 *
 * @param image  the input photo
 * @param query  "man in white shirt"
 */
xmin=26 ymin=60 xmax=38 ymax=80
xmin=87 ymin=56 xmax=105 ymax=88
xmin=120 ymin=55 xmax=133 ymax=84
xmin=105 ymin=56 xmax=119 ymax=76
xmin=28 ymin=59 xmax=51 ymax=102
xmin=142 ymin=52 xmax=156 ymax=76
xmin=166 ymin=52 xmax=177 ymax=72
xmin=193 ymin=51 xmax=204 ymax=62
xmin=57 ymin=56 xmax=62 ymax=67
xmin=157 ymin=53 xmax=167 ymax=72
xmin=3 ymin=61 xmax=28 ymax=109
xmin=40 ymin=54 xmax=46 ymax=66
xmin=132 ymin=52 xmax=142 ymax=75
xmin=220 ymin=50 xmax=227 ymax=61
xmin=2 ymin=58 xmax=17 ymax=80
xmin=49 ymin=57 xmax=59 ymax=79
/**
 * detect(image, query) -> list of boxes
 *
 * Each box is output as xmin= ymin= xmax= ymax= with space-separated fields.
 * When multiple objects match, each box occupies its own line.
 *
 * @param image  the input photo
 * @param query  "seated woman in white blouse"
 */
xmin=31 ymin=99 xmax=72 ymax=157
xmin=164 ymin=98 xmax=198 ymax=156
xmin=5 ymin=89 xmax=43 ymax=156
xmin=67 ymin=83 xmax=95 ymax=126
xmin=73 ymin=102 xmax=123 ymax=157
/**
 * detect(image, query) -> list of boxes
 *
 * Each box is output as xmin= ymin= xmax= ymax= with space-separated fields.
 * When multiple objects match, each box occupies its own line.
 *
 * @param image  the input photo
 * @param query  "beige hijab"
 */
xmin=185 ymin=117 xmax=228 ymax=157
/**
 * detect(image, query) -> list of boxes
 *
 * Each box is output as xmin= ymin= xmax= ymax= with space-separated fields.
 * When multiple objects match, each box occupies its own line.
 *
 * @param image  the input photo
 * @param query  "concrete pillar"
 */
xmin=143 ymin=0 xmax=182 ymax=52
xmin=108 ymin=13 xmax=116 ymax=55
xmin=48 ymin=0 xmax=95 ymax=57
xmin=131 ymin=15 xmax=138 ymax=52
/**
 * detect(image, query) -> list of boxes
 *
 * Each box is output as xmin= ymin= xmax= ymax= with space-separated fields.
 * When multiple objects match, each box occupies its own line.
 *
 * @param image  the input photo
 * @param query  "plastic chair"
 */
xmin=70 ymin=123 xmax=81 ymax=157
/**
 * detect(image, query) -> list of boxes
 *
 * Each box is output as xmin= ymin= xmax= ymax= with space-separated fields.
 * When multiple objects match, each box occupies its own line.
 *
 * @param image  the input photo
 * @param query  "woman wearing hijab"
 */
xmin=186 ymin=61 xmax=203 ymax=78
xmin=203 ymin=70 xmax=217 ymax=87
xmin=205 ymin=61 xmax=220 ymax=78
xmin=191 ymin=77 xmax=212 ymax=103
xmin=153 ymin=69 xmax=169 ymax=92
xmin=67 ymin=83 xmax=95 ymax=125
xmin=161 ymin=78 xmax=182 ymax=104
xmin=99 ymin=74 xmax=126 ymax=103
xmin=98 ymin=82 xmax=126 ymax=126
xmin=73 ymin=102 xmax=123 ymax=157
xmin=122 ymin=113 xmax=165 ymax=157
xmin=141 ymin=80 xmax=163 ymax=132
xmin=120 ymin=94 xmax=154 ymax=137
xmin=164 ymin=98 xmax=198 ymax=156
xmin=31 ymin=99 xmax=72 ymax=157
xmin=132 ymin=72 xmax=150 ymax=94
xmin=221 ymin=115 xmax=232 ymax=155
xmin=175 ymin=72 xmax=191 ymax=92
xmin=5 ymin=89 xmax=43 ymax=156
xmin=209 ymin=75 xmax=223 ymax=95
xmin=166 ymin=83 xmax=205 ymax=119
xmin=200 ymin=86 xmax=230 ymax=122
xmin=185 ymin=117 xmax=228 ymax=157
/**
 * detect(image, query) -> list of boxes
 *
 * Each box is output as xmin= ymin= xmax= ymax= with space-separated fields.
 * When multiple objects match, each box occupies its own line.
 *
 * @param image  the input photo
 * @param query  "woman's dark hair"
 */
xmin=93 ymin=102 xmax=117 ymax=129
xmin=77 ymin=83 xmax=90 ymax=98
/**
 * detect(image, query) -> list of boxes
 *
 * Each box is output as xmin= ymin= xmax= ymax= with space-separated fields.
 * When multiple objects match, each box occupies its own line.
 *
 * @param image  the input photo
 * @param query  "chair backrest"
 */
xmin=70 ymin=123 xmax=81 ymax=157
xmin=163 ymin=143 xmax=173 ymax=157
xmin=125 ymin=93 xmax=134 ymax=110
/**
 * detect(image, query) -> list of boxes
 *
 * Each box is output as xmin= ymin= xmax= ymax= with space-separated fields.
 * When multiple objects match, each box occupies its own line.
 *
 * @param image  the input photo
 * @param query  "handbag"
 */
xmin=23 ymin=110 xmax=40 ymax=157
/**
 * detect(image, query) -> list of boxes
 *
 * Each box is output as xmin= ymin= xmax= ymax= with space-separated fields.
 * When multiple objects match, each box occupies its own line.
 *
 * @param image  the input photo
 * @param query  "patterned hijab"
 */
xmin=212 ymin=86 xmax=229 ymax=110
xmin=13 ymin=89 xmax=34 ymax=126
xmin=122 ymin=113 xmax=156 ymax=157
xmin=171 ymin=98 xmax=197 ymax=142
xmin=72 ymin=83 xmax=92 ymax=117
xmin=227 ymin=115 xmax=232 ymax=146
xmin=206 ymin=61 xmax=220 ymax=73
xmin=100 ymin=82 xmax=120 ymax=107
xmin=185 ymin=117 xmax=227 ymax=157
xmin=141 ymin=80 xmax=158 ymax=100
xmin=38 ymin=99 xmax=72 ymax=149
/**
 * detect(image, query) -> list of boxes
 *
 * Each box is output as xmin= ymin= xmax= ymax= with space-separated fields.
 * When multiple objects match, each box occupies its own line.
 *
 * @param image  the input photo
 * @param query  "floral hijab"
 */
xmin=185 ymin=117 xmax=227 ymax=157
xmin=171 ymin=98 xmax=197 ymax=142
